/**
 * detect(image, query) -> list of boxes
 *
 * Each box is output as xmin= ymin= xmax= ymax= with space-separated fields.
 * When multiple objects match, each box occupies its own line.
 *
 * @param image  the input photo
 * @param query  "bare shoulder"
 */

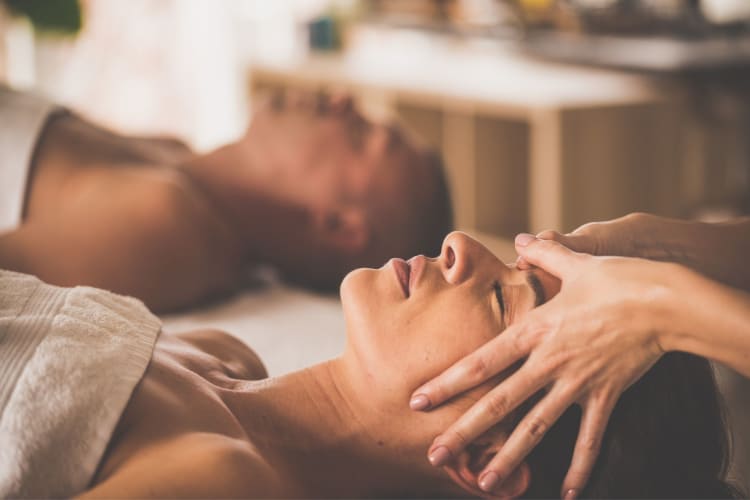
xmin=172 ymin=328 xmax=268 ymax=380
xmin=80 ymin=433 xmax=284 ymax=498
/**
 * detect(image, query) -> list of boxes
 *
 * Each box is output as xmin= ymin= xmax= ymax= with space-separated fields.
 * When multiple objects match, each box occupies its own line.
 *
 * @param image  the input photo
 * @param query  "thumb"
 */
xmin=536 ymin=230 xmax=593 ymax=254
xmin=515 ymin=234 xmax=587 ymax=279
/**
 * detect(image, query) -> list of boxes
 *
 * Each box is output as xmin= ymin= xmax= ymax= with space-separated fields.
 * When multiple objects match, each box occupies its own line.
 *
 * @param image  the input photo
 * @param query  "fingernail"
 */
xmin=409 ymin=394 xmax=431 ymax=411
xmin=564 ymin=489 xmax=579 ymax=500
xmin=479 ymin=471 xmax=499 ymax=492
xmin=428 ymin=446 xmax=452 ymax=467
xmin=515 ymin=233 xmax=536 ymax=247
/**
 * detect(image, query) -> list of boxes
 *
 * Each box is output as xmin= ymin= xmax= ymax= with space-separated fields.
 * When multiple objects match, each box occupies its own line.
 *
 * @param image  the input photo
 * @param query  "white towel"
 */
xmin=0 ymin=86 xmax=64 ymax=234
xmin=0 ymin=270 xmax=161 ymax=498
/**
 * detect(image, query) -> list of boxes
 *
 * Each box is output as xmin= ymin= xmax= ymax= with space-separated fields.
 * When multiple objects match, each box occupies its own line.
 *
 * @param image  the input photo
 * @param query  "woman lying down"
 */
xmin=0 ymin=232 xmax=734 ymax=498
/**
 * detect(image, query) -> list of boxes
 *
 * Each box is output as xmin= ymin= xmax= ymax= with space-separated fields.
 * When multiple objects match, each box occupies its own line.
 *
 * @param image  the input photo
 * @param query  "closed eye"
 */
xmin=493 ymin=281 xmax=505 ymax=318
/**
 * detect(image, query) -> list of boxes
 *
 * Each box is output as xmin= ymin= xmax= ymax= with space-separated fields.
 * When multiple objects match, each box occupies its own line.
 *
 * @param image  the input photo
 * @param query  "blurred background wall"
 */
xmin=1 ymin=0 xmax=749 ymax=235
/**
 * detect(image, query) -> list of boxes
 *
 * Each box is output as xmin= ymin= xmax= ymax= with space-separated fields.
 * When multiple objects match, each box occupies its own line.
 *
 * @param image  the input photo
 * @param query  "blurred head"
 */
xmin=245 ymin=90 xmax=452 ymax=288
xmin=340 ymin=231 xmax=735 ymax=498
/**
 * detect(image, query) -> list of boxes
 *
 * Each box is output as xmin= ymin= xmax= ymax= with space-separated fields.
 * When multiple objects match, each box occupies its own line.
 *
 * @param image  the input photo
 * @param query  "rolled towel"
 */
xmin=0 ymin=270 xmax=161 ymax=498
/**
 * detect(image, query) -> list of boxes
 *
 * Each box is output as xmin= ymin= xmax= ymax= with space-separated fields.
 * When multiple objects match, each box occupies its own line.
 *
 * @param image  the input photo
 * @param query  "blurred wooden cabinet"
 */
xmin=248 ymin=26 xmax=683 ymax=236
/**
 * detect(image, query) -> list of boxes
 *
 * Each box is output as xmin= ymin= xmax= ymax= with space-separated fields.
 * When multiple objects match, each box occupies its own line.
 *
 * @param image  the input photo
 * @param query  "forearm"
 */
xmin=659 ymin=265 xmax=750 ymax=377
xmin=639 ymin=215 xmax=750 ymax=292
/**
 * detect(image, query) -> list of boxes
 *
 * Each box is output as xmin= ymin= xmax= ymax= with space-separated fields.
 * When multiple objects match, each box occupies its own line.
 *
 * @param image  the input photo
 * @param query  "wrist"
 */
xmin=656 ymin=263 xmax=750 ymax=363
xmin=641 ymin=262 xmax=691 ymax=354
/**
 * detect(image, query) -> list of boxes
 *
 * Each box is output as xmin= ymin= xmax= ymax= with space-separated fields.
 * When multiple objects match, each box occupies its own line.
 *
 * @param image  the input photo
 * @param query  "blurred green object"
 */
xmin=4 ymin=0 xmax=82 ymax=34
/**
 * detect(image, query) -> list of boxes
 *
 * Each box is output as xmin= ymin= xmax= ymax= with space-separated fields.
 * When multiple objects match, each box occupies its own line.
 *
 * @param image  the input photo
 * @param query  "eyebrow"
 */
xmin=526 ymin=273 xmax=546 ymax=307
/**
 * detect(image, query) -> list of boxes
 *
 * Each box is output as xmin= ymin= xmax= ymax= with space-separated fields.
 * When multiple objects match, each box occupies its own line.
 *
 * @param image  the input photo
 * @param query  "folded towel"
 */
xmin=0 ymin=270 xmax=161 ymax=498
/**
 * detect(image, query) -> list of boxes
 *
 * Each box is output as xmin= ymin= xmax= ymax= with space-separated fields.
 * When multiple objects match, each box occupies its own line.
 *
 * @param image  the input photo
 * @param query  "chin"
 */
xmin=340 ymin=266 xmax=381 ymax=332
xmin=339 ymin=267 xmax=372 ymax=307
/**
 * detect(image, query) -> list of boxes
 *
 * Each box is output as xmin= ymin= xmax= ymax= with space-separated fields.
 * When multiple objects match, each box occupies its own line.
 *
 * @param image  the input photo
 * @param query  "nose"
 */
xmin=440 ymin=231 xmax=476 ymax=285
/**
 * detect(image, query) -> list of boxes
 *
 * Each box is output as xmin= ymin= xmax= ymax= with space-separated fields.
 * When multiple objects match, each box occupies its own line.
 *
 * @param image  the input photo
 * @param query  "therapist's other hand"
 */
xmin=516 ymin=212 xmax=671 ymax=270
xmin=411 ymin=235 xmax=677 ymax=498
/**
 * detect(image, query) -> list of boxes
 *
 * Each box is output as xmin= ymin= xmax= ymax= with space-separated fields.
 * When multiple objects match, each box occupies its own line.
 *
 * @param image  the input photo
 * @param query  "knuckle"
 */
xmin=555 ymin=380 xmax=583 ymax=404
xmin=485 ymin=393 xmax=511 ymax=419
xmin=581 ymin=434 xmax=602 ymax=452
xmin=536 ymin=230 xmax=559 ymax=241
xmin=594 ymin=385 xmax=619 ymax=408
xmin=421 ymin=383 xmax=443 ymax=403
xmin=511 ymin=331 xmax=527 ymax=355
xmin=464 ymin=356 xmax=491 ymax=384
xmin=525 ymin=415 xmax=549 ymax=441
xmin=545 ymin=350 xmax=569 ymax=373
xmin=511 ymin=326 xmax=536 ymax=354
xmin=449 ymin=428 xmax=471 ymax=448
xmin=626 ymin=211 xmax=647 ymax=223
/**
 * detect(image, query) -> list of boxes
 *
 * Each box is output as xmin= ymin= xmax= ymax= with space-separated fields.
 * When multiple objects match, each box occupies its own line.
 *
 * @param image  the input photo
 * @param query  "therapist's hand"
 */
xmin=516 ymin=212 xmax=671 ymax=271
xmin=411 ymin=235 xmax=678 ymax=498
xmin=519 ymin=212 xmax=750 ymax=294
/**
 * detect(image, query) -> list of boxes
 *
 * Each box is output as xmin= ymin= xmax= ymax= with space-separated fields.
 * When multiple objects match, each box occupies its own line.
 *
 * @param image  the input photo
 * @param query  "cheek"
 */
xmin=398 ymin=295 xmax=500 ymax=382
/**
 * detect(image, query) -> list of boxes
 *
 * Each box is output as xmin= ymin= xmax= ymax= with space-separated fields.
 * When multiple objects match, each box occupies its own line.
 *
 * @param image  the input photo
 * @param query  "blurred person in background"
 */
xmin=0 ymin=86 xmax=452 ymax=312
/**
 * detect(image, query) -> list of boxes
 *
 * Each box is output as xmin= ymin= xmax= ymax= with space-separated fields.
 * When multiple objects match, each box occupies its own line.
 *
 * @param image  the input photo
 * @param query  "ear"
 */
xmin=313 ymin=206 xmax=370 ymax=254
xmin=442 ymin=442 xmax=530 ymax=499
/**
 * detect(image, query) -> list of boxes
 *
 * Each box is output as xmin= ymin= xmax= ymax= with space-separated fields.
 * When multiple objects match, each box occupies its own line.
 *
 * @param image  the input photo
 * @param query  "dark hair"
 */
xmin=522 ymin=353 xmax=739 ymax=498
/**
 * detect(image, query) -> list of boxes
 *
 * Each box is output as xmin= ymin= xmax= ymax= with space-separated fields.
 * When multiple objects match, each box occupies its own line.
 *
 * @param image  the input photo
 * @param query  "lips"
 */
xmin=391 ymin=258 xmax=411 ymax=298
xmin=390 ymin=256 xmax=427 ymax=298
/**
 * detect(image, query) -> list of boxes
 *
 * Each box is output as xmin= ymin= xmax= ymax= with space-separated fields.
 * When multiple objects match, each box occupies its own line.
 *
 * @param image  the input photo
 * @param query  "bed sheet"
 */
xmin=161 ymin=282 xmax=346 ymax=376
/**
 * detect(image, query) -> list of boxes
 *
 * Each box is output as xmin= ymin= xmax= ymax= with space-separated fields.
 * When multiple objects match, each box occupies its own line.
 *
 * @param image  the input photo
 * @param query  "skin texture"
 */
xmin=80 ymin=232 xmax=551 ymax=498
xmin=414 ymin=212 xmax=750 ymax=497
xmin=0 ymin=92 xmax=442 ymax=312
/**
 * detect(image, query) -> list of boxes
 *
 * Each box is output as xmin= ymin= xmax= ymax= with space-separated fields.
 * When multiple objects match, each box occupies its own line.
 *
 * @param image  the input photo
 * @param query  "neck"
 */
xmin=226 ymin=359 xmax=462 ymax=498
xmin=179 ymin=143 xmax=315 ymax=267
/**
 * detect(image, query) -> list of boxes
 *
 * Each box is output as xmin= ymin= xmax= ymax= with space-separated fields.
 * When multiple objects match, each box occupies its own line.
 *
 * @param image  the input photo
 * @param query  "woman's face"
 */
xmin=340 ymin=231 xmax=558 ymax=401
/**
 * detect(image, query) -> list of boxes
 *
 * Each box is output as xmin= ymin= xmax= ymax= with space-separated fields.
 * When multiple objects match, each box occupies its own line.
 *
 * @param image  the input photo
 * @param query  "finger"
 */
xmin=537 ymin=229 xmax=595 ymax=256
xmin=535 ymin=229 xmax=562 ymax=241
xmin=427 ymin=364 xmax=550 ymax=467
xmin=560 ymin=396 xmax=616 ymax=499
xmin=410 ymin=324 xmax=530 ymax=411
xmin=514 ymin=236 xmax=587 ymax=280
xmin=515 ymin=256 xmax=534 ymax=271
xmin=477 ymin=385 xmax=574 ymax=493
